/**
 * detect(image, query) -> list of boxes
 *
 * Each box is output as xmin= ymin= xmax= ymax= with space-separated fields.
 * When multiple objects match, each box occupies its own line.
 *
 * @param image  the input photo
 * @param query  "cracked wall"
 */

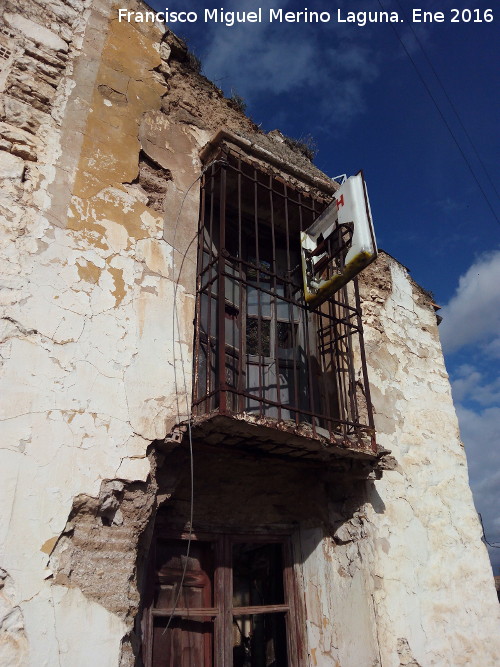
xmin=0 ymin=2 xmax=198 ymax=664
xmin=355 ymin=254 xmax=500 ymax=666
xmin=0 ymin=1 xmax=337 ymax=664
xmin=1 ymin=0 xmax=499 ymax=665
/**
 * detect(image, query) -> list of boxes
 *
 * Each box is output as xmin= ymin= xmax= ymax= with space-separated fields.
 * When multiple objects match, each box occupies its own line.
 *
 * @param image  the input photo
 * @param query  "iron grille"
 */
xmin=192 ymin=148 xmax=375 ymax=451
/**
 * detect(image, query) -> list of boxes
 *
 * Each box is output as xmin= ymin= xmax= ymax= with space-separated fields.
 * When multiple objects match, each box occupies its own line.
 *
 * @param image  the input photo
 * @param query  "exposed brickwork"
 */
xmin=0 ymin=0 xmax=86 ymax=166
xmin=51 ymin=475 xmax=157 ymax=621
xmin=136 ymin=150 xmax=172 ymax=211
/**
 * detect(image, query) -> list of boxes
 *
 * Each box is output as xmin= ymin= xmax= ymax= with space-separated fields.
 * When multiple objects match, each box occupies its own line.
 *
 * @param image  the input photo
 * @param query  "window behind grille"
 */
xmin=192 ymin=148 xmax=375 ymax=451
xmin=143 ymin=534 xmax=296 ymax=667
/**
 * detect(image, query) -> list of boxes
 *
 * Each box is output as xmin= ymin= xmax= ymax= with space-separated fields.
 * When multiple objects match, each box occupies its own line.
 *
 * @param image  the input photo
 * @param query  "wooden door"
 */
xmin=150 ymin=540 xmax=214 ymax=667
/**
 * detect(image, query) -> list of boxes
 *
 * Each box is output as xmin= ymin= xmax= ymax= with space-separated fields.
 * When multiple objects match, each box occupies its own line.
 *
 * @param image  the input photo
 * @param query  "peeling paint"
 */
xmin=40 ymin=537 xmax=59 ymax=556
xmin=108 ymin=266 xmax=126 ymax=305
xmin=77 ymin=259 xmax=102 ymax=284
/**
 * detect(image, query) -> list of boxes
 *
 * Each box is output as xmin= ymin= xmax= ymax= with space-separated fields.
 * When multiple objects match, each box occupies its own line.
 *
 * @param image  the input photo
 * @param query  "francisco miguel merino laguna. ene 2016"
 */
xmin=117 ymin=7 xmax=402 ymax=27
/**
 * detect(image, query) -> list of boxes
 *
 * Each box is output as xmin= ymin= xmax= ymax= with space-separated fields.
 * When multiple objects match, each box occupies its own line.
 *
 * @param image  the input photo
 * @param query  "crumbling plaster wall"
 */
xmin=353 ymin=253 xmax=500 ymax=666
xmin=0 ymin=1 xmax=244 ymax=664
xmin=0 ymin=1 xmax=144 ymax=664
xmin=0 ymin=1 xmax=336 ymax=664
xmin=296 ymin=253 xmax=500 ymax=667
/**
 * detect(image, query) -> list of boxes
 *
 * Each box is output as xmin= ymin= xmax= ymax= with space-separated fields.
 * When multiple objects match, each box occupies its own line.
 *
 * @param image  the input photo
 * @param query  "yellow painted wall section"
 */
xmin=68 ymin=17 xmax=166 ymax=305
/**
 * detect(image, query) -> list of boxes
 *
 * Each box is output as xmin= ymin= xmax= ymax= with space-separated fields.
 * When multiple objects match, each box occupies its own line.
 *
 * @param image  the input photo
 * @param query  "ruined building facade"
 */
xmin=1 ymin=1 xmax=500 ymax=665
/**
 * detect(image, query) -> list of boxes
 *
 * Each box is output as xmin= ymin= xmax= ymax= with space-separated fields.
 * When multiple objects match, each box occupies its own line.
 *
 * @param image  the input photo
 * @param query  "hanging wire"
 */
xmin=377 ymin=0 xmax=500 ymax=226
xmin=163 ymin=158 xmax=228 ymax=634
xmin=393 ymin=0 xmax=500 ymax=201
xmin=380 ymin=1 xmax=500 ymax=559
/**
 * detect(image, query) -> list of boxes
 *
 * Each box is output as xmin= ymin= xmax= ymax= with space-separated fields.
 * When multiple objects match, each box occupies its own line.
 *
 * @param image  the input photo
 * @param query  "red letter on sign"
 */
xmin=336 ymin=194 xmax=345 ymax=208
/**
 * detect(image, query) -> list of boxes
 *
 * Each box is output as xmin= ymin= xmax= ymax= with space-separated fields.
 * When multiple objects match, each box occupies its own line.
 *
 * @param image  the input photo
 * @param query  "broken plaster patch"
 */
xmin=0 ymin=568 xmax=28 ymax=666
xmin=115 ymin=456 xmax=150 ymax=482
xmin=397 ymin=637 xmax=422 ymax=667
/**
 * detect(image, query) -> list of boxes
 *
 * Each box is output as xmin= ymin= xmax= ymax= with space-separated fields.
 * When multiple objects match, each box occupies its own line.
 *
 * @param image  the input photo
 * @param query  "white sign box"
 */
xmin=301 ymin=172 xmax=377 ymax=307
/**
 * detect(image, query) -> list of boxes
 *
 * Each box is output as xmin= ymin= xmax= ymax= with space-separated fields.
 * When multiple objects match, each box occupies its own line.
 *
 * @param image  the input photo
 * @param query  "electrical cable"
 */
xmin=163 ymin=158 xmax=228 ymax=634
xmin=377 ymin=0 xmax=500 ymax=227
xmin=393 ymin=0 xmax=500 ymax=201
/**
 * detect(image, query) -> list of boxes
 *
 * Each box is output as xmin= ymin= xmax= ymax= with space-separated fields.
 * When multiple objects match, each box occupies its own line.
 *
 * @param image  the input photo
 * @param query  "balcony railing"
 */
xmin=192 ymin=148 xmax=376 ymax=453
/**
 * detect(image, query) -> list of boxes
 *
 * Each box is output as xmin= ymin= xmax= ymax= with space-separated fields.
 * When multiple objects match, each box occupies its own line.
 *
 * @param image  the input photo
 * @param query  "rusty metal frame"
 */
xmin=143 ymin=530 xmax=303 ymax=667
xmin=192 ymin=147 xmax=376 ymax=452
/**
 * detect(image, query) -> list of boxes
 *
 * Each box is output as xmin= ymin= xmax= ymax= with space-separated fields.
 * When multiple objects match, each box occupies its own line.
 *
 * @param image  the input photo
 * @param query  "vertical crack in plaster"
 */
xmin=49 ymin=591 xmax=62 ymax=667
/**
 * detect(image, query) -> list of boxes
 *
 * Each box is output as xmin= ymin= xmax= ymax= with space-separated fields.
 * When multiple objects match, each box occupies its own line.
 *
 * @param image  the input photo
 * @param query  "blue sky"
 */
xmin=149 ymin=0 xmax=500 ymax=570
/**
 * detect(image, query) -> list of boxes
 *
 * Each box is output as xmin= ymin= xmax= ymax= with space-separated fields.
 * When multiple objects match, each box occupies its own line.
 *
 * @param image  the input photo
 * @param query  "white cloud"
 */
xmin=439 ymin=249 xmax=500 ymax=355
xmin=442 ymin=251 xmax=500 ymax=569
xmin=457 ymin=405 xmax=500 ymax=478
xmin=451 ymin=364 xmax=500 ymax=406
xmin=197 ymin=0 xmax=379 ymax=124
xmin=455 ymin=404 xmax=500 ymax=556
xmin=483 ymin=337 xmax=500 ymax=359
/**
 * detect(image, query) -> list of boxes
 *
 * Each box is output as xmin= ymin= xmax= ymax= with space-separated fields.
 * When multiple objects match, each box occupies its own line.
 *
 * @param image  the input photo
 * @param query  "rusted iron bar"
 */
xmin=217 ymin=163 xmax=227 ymax=414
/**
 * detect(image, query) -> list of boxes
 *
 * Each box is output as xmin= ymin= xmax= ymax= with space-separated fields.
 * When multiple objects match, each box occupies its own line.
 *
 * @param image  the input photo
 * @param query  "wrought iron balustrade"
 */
xmin=192 ymin=150 xmax=375 ymax=452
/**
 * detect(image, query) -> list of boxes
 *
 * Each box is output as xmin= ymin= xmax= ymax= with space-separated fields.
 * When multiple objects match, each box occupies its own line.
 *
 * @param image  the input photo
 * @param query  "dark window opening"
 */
xmin=143 ymin=533 xmax=299 ymax=667
xmin=193 ymin=148 xmax=375 ymax=449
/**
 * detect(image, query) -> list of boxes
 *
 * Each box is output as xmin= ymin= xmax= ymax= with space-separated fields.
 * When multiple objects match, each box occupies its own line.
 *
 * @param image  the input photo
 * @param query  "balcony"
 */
xmin=190 ymin=144 xmax=380 ymax=468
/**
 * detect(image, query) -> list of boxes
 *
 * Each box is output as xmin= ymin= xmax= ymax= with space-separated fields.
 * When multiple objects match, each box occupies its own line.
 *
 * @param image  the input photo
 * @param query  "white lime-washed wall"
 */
xmin=358 ymin=256 xmax=500 ymax=666
xmin=0 ymin=1 xmax=197 ymax=663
